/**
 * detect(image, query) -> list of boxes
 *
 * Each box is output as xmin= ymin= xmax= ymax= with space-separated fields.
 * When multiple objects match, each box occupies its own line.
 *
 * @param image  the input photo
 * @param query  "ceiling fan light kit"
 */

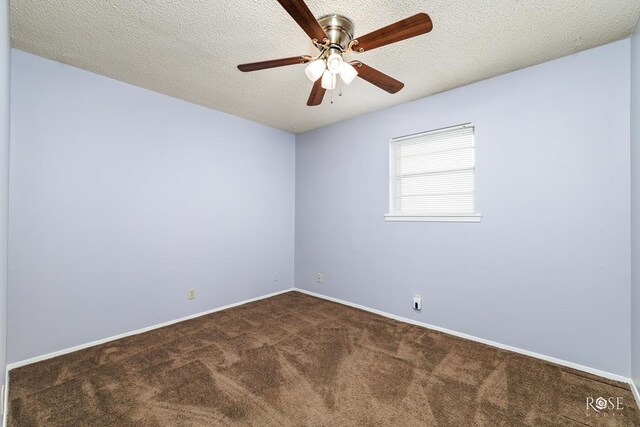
xmin=326 ymin=52 xmax=344 ymax=74
xmin=321 ymin=70 xmax=337 ymax=90
xmin=305 ymin=59 xmax=325 ymax=82
xmin=238 ymin=0 xmax=433 ymax=107
xmin=340 ymin=62 xmax=358 ymax=85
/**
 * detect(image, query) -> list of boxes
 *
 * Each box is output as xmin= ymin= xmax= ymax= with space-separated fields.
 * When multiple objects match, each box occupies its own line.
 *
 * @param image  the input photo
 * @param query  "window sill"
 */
xmin=384 ymin=213 xmax=482 ymax=223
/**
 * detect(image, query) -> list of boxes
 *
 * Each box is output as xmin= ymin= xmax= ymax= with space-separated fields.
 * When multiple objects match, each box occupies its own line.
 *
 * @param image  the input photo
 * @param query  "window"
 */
xmin=385 ymin=123 xmax=481 ymax=222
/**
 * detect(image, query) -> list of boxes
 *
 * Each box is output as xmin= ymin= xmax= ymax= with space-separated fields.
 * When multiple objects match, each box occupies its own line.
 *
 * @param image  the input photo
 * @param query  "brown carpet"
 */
xmin=8 ymin=291 xmax=640 ymax=426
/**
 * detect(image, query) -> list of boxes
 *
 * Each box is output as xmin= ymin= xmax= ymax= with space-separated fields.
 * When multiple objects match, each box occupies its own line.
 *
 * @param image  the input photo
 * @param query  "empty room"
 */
xmin=0 ymin=0 xmax=638 ymax=425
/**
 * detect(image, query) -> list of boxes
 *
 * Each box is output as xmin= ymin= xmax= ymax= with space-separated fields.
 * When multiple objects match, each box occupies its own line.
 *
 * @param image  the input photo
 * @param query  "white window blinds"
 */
xmin=390 ymin=124 xmax=475 ymax=216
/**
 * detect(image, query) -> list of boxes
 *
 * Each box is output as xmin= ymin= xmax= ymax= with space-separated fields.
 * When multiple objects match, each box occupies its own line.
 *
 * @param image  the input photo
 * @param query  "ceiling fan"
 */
xmin=237 ymin=0 xmax=433 ymax=106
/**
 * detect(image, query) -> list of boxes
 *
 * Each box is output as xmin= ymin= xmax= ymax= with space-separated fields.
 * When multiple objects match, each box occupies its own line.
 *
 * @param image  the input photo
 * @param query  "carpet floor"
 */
xmin=8 ymin=291 xmax=640 ymax=426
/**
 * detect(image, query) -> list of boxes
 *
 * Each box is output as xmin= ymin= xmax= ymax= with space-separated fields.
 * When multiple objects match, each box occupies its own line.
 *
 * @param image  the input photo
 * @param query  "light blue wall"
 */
xmin=7 ymin=36 xmax=637 ymax=381
xmin=631 ymin=24 xmax=640 ymax=392
xmin=8 ymin=50 xmax=296 ymax=363
xmin=295 ymin=40 xmax=632 ymax=376
xmin=0 ymin=0 xmax=9 ymax=386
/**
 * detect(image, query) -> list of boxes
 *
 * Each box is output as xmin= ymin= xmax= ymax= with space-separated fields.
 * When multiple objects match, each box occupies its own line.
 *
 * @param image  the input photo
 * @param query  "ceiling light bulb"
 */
xmin=305 ymin=59 xmax=326 ymax=82
xmin=321 ymin=70 xmax=336 ymax=90
xmin=340 ymin=62 xmax=358 ymax=85
xmin=326 ymin=53 xmax=343 ymax=74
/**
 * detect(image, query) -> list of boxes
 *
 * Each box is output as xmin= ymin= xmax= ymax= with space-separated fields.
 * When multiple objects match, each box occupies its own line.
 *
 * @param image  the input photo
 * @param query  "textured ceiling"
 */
xmin=10 ymin=0 xmax=640 ymax=133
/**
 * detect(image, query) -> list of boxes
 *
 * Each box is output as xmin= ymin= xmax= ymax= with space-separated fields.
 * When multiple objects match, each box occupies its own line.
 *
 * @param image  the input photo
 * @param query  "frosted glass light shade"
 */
xmin=321 ymin=70 xmax=336 ymax=90
xmin=305 ymin=59 xmax=326 ymax=82
xmin=340 ymin=62 xmax=358 ymax=85
xmin=326 ymin=53 xmax=343 ymax=74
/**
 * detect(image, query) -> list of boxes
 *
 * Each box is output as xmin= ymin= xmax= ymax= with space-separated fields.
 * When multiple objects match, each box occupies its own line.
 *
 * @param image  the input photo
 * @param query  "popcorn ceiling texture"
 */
xmin=9 ymin=0 xmax=640 ymax=133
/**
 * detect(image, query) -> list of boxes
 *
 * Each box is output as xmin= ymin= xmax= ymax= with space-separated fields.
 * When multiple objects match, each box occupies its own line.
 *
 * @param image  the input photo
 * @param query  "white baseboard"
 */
xmin=7 ymin=287 xmax=295 ymax=371
xmin=293 ymin=288 xmax=632 ymax=384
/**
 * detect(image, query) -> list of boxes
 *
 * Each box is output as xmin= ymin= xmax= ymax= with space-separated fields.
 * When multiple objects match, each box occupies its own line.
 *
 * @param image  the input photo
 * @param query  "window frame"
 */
xmin=384 ymin=123 xmax=482 ymax=223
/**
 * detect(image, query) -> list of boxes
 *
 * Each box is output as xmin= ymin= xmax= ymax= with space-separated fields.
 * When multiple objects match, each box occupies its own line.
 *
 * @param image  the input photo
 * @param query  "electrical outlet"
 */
xmin=274 ymin=274 xmax=279 ymax=282
xmin=413 ymin=295 xmax=422 ymax=311
xmin=188 ymin=289 xmax=196 ymax=300
xmin=316 ymin=273 xmax=323 ymax=284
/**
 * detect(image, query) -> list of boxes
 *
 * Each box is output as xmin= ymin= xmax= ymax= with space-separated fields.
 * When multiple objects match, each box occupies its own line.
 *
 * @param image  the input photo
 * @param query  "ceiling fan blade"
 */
xmin=307 ymin=79 xmax=326 ymax=106
xmin=352 ymin=62 xmax=404 ymax=94
xmin=351 ymin=13 xmax=433 ymax=53
xmin=238 ymin=55 xmax=311 ymax=72
xmin=277 ymin=0 xmax=328 ymax=42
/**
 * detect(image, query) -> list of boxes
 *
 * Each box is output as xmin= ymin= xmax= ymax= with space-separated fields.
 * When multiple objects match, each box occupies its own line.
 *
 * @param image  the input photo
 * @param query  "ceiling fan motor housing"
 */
xmin=318 ymin=15 xmax=354 ymax=51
